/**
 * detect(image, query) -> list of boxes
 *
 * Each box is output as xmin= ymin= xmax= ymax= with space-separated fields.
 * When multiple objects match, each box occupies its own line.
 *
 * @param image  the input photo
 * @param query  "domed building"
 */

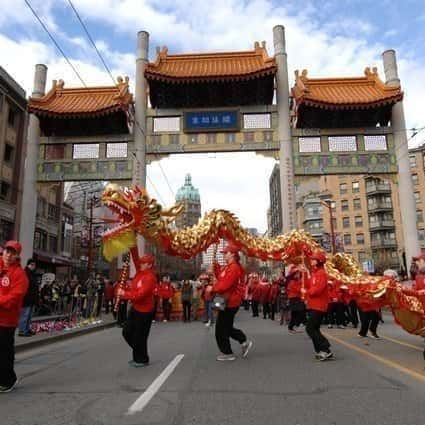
xmin=175 ymin=174 xmax=201 ymax=229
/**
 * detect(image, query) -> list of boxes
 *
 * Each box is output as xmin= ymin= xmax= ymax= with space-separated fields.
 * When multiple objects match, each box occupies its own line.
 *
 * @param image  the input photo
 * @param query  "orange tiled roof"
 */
xmin=291 ymin=67 xmax=403 ymax=110
xmin=145 ymin=42 xmax=276 ymax=83
xmin=28 ymin=76 xmax=133 ymax=118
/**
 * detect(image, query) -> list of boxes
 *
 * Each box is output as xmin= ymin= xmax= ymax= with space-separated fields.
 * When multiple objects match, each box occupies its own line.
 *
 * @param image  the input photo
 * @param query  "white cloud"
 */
xmin=1 ymin=0 xmax=425 ymax=231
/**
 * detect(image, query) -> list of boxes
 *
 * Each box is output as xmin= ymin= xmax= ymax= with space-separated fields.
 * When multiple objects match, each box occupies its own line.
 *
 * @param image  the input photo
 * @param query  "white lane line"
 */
xmin=127 ymin=354 xmax=184 ymax=415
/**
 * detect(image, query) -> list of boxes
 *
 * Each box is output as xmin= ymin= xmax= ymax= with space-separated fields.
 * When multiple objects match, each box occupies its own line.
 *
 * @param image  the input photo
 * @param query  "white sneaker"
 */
xmin=328 ymin=324 xmax=333 ymax=329
xmin=317 ymin=351 xmax=334 ymax=361
xmin=337 ymin=325 xmax=346 ymax=329
xmin=216 ymin=354 xmax=236 ymax=361
xmin=205 ymin=320 xmax=211 ymax=327
xmin=163 ymin=319 xmax=167 ymax=323
xmin=241 ymin=340 xmax=253 ymax=358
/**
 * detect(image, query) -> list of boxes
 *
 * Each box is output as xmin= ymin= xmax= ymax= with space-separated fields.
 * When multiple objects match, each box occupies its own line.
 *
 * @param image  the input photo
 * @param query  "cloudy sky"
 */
xmin=1 ymin=0 xmax=424 ymax=232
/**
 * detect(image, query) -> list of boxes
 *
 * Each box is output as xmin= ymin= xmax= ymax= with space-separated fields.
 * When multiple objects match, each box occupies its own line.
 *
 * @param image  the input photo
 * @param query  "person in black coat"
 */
xmin=18 ymin=259 xmax=38 ymax=336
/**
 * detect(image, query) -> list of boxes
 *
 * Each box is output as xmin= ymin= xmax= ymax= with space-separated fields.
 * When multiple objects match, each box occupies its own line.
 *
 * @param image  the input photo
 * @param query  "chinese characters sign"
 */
xmin=184 ymin=110 xmax=239 ymax=132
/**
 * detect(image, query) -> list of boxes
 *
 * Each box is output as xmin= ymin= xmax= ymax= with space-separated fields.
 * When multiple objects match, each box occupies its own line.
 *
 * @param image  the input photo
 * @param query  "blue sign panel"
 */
xmin=184 ymin=110 xmax=239 ymax=132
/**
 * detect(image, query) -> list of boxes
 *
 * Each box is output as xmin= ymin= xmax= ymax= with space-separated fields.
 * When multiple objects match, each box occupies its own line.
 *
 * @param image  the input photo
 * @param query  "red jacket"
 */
xmin=269 ymin=283 xmax=280 ymax=303
xmin=104 ymin=283 xmax=115 ymax=301
xmin=0 ymin=259 xmax=29 ymax=327
xmin=305 ymin=267 xmax=329 ymax=312
xmin=250 ymin=281 xmax=262 ymax=302
xmin=287 ymin=279 xmax=302 ymax=299
xmin=213 ymin=261 xmax=245 ymax=308
xmin=259 ymin=282 xmax=271 ymax=303
xmin=414 ymin=273 xmax=425 ymax=291
xmin=328 ymin=280 xmax=343 ymax=303
xmin=158 ymin=282 xmax=174 ymax=299
xmin=356 ymin=297 xmax=382 ymax=312
xmin=122 ymin=269 xmax=157 ymax=313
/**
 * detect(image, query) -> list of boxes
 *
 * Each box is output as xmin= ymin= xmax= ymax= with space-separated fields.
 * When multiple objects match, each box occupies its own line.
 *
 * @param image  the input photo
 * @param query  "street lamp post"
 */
xmin=321 ymin=200 xmax=336 ymax=255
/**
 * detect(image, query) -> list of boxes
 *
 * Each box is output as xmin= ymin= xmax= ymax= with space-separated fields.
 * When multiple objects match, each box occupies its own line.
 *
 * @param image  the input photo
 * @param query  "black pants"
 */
xmin=251 ymin=301 xmax=259 ymax=317
xmin=162 ymin=299 xmax=171 ymax=321
xmin=305 ymin=310 xmax=331 ymax=353
xmin=122 ymin=309 xmax=153 ymax=364
xmin=182 ymin=301 xmax=191 ymax=321
xmin=262 ymin=302 xmax=270 ymax=319
xmin=270 ymin=301 xmax=277 ymax=320
xmin=288 ymin=309 xmax=305 ymax=330
xmin=0 ymin=327 xmax=16 ymax=387
xmin=348 ymin=300 xmax=359 ymax=327
xmin=327 ymin=302 xmax=345 ymax=326
xmin=359 ymin=309 xmax=379 ymax=336
xmin=117 ymin=301 xmax=128 ymax=326
xmin=215 ymin=307 xmax=247 ymax=355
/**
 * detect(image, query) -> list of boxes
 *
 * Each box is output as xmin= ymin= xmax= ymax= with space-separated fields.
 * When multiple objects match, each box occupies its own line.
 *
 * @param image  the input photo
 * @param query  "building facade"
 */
xmin=0 ymin=67 xmax=27 ymax=244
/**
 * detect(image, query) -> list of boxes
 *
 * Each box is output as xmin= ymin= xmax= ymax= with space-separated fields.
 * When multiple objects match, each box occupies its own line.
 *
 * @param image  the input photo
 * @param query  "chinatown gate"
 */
xmin=20 ymin=25 xmax=420 ymax=271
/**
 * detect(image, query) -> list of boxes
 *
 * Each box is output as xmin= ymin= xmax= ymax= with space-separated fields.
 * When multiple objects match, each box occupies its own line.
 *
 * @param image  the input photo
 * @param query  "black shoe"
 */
xmin=0 ymin=379 xmax=18 ymax=393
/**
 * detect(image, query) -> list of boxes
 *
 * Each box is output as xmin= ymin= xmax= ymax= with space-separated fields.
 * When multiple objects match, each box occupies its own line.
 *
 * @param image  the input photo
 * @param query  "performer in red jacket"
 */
xmin=286 ymin=266 xmax=306 ymax=333
xmin=212 ymin=242 xmax=252 ymax=361
xmin=158 ymin=274 xmax=175 ymax=322
xmin=119 ymin=254 xmax=157 ymax=367
xmin=0 ymin=240 xmax=29 ymax=392
xmin=301 ymin=251 xmax=334 ymax=361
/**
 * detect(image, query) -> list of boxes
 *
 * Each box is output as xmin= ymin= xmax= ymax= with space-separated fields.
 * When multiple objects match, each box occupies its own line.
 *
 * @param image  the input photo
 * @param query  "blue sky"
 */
xmin=1 ymin=0 xmax=424 ymax=231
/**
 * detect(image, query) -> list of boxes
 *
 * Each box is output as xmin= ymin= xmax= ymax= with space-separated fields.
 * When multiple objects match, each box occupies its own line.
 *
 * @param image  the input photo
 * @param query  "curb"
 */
xmin=15 ymin=321 xmax=117 ymax=353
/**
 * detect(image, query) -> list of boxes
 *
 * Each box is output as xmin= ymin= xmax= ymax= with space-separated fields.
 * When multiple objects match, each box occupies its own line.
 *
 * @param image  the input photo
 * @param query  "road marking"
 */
xmin=127 ymin=354 xmax=184 ymax=415
xmin=380 ymin=335 xmax=424 ymax=352
xmin=324 ymin=333 xmax=425 ymax=383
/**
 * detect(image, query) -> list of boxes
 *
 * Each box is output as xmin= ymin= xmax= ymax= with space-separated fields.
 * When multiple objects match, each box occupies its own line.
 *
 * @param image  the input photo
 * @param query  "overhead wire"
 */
xmin=25 ymin=0 xmax=175 ymax=204
xmin=65 ymin=0 xmax=176 ymax=199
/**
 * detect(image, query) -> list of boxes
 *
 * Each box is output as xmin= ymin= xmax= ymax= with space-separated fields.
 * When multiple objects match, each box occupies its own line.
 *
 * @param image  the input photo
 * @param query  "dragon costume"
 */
xmin=101 ymin=183 xmax=425 ymax=338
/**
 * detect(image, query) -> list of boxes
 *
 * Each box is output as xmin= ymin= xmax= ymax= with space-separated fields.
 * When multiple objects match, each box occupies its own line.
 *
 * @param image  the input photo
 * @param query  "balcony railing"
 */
xmin=371 ymin=239 xmax=397 ymax=248
xmin=369 ymin=219 xmax=395 ymax=230
xmin=367 ymin=202 xmax=393 ymax=212
xmin=366 ymin=183 xmax=391 ymax=194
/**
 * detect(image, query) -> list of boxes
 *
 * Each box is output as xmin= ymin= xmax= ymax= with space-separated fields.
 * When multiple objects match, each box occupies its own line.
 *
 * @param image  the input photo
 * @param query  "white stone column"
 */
xmin=133 ymin=30 xmax=149 ymax=188
xmin=132 ymin=31 xmax=149 ymax=261
xmin=273 ymin=25 xmax=296 ymax=232
xmin=19 ymin=64 xmax=47 ymax=264
xmin=383 ymin=49 xmax=420 ymax=270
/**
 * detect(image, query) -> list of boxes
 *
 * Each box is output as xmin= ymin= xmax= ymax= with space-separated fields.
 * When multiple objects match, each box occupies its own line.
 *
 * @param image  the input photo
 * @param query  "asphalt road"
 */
xmin=2 ymin=310 xmax=424 ymax=425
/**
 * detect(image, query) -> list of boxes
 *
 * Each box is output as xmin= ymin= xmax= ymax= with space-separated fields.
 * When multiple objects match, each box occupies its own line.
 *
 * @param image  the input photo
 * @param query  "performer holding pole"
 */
xmin=118 ymin=254 xmax=157 ymax=367
xmin=300 ymin=250 xmax=334 ymax=361
xmin=212 ymin=242 xmax=252 ymax=361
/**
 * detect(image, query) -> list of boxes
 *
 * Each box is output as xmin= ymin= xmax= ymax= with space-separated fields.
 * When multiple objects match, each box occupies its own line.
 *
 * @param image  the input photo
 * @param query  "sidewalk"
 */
xmin=15 ymin=313 xmax=117 ymax=353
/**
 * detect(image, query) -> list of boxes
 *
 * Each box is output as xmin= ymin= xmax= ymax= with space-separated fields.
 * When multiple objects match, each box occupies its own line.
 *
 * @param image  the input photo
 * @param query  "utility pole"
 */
xmin=321 ymin=200 xmax=336 ymax=255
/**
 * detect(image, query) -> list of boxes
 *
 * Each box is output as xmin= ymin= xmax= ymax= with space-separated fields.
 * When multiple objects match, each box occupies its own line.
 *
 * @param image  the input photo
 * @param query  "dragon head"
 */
xmin=101 ymin=183 xmax=183 ymax=261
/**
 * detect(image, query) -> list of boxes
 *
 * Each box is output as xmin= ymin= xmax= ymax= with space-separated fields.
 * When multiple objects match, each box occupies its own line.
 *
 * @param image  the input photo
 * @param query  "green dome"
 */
xmin=176 ymin=174 xmax=200 ymax=202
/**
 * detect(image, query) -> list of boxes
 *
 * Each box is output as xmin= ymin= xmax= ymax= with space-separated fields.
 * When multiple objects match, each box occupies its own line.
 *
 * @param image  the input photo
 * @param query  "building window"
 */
xmin=341 ymin=200 xmax=349 ymax=211
xmin=3 ymin=144 xmax=14 ymax=163
xmin=409 ymin=155 xmax=417 ymax=168
xmin=356 ymin=233 xmax=365 ymax=245
xmin=47 ymin=204 xmax=59 ymax=222
xmin=188 ymin=134 xmax=198 ymax=144
xmin=169 ymin=134 xmax=179 ymax=145
xmin=153 ymin=116 xmax=180 ymax=132
xmin=207 ymin=133 xmax=216 ymax=144
xmin=328 ymin=136 xmax=357 ymax=152
xmin=73 ymin=144 xmax=99 ymax=159
xmin=34 ymin=230 xmax=47 ymax=251
xmin=243 ymin=113 xmax=271 ymax=129
xmin=106 ymin=143 xmax=128 ymax=158
xmin=353 ymin=198 xmax=361 ymax=210
xmin=358 ymin=252 xmax=368 ymax=262
xmin=299 ymin=137 xmax=321 ymax=153
xmin=344 ymin=234 xmax=352 ymax=245
xmin=243 ymin=132 xmax=255 ymax=142
xmin=7 ymin=107 xmax=16 ymax=127
xmin=0 ymin=219 xmax=13 ymax=245
xmin=417 ymin=210 xmax=424 ymax=223
xmin=414 ymin=192 xmax=421 ymax=204
xmin=339 ymin=183 xmax=347 ymax=194
xmin=45 ymin=144 xmax=65 ymax=160
xmin=49 ymin=235 xmax=58 ymax=253
xmin=0 ymin=181 xmax=10 ymax=201
xmin=226 ymin=133 xmax=236 ymax=143
xmin=355 ymin=216 xmax=363 ymax=227
xmin=263 ymin=131 xmax=273 ymax=142
xmin=364 ymin=135 xmax=387 ymax=151
xmin=412 ymin=174 xmax=419 ymax=185
xmin=342 ymin=217 xmax=350 ymax=228
xmin=352 ymin=181 xmax=360 ymax=193
xmin=151 ymin=135 xmax=161 ymax=145
xmin=419 ymin=229 xmax=425 ymax=241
